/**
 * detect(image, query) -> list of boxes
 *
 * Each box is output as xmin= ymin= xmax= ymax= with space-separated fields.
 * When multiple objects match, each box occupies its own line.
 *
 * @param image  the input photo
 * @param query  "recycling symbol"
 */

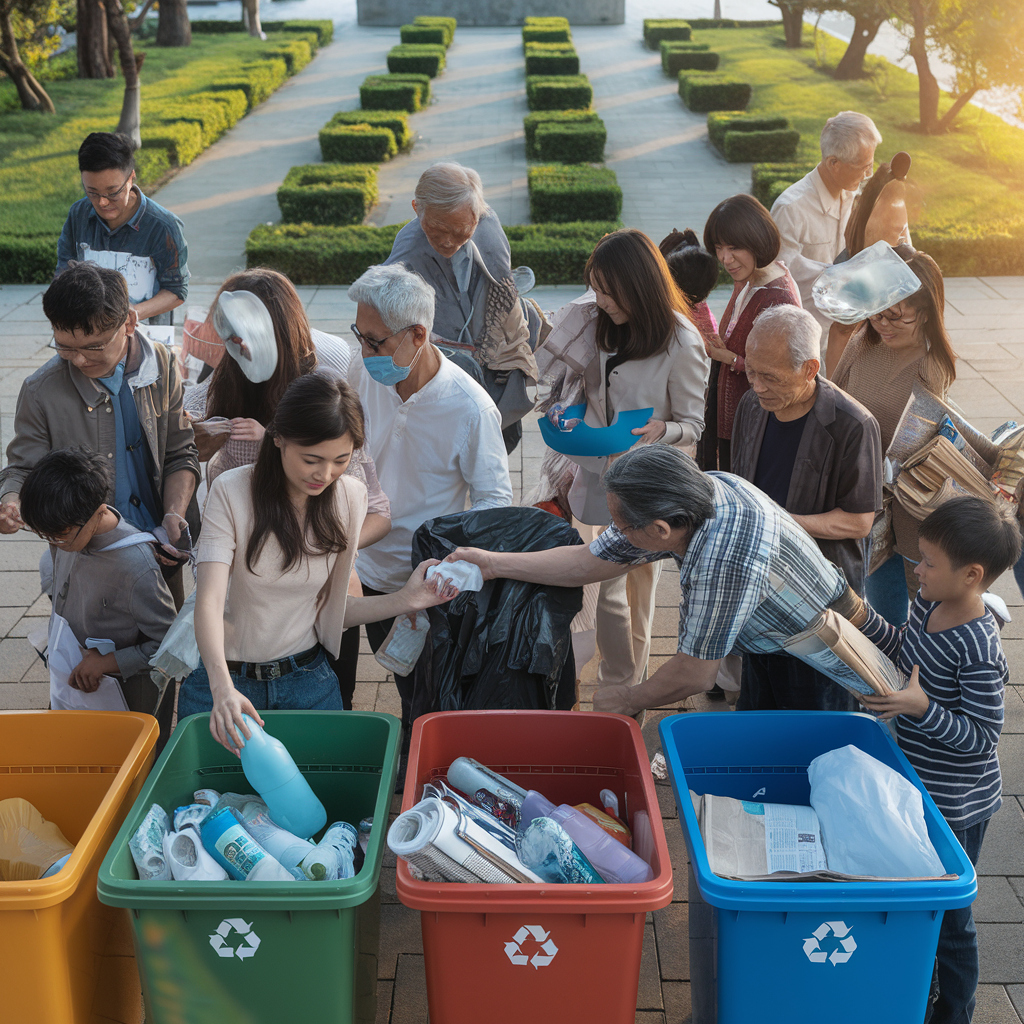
xmin=208 ymin=918 xmax=262 ymax=960
xmin=504 ymin=925 xmax=559 ymax=969
xmin=802 ymin=920 xmax=857 ymax=966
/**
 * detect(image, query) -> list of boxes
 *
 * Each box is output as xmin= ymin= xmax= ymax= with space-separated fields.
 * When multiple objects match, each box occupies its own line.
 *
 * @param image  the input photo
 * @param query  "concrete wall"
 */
xmin=357 ymin=0 xmax=624 ymax=27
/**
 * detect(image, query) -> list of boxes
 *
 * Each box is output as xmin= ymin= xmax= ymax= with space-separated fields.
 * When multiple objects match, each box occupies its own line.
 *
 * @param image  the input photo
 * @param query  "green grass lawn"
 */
xmin=0 ymin=34 xmax=294 ymax=239
xmin=701 ymin=24 xmax=1024 ymax=236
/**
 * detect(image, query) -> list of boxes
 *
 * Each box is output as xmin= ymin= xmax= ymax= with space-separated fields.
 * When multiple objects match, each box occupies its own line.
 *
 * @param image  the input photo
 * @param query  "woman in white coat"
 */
xmin=537 ymin=229 xmax=709 ymax=693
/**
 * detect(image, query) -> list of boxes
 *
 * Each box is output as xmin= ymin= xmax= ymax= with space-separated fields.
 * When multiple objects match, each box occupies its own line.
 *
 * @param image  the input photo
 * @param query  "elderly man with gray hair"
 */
xmin=384 ymin=161 xmax=538 ymax=452
xmin=771 ymin=111 xmax=882 ymax=354
xmin=449 ymin=443 xmax=870 ymax=716
xmin=730 ymin=305 xmax=882 ymax=711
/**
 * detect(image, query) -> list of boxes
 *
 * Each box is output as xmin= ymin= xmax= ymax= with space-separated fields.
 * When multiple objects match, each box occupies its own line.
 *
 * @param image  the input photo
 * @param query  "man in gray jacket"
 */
xmin=0 ymin=262 xmax=199 ymax=603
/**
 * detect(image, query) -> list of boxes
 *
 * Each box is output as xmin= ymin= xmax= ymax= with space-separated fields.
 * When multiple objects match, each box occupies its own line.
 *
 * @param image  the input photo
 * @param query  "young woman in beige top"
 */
xmin=177 ymin=372 xmax=452 ymax=754
xmin=833 ymin=249 xmax=957 ymax=626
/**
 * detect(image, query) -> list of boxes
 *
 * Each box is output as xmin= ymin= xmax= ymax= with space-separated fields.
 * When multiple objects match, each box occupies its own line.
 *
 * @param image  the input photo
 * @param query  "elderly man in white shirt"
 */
xmin=344 ymin=263 xmax=512 ymax=737
xmin=771 ymin=111 xmax=881 ymax=357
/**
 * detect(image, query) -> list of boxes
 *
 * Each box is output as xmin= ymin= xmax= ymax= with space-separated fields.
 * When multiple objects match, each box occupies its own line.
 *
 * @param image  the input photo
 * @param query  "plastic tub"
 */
xmin=397 ymin=710 xmax=674 ymax=1024
xmin=0 ymin=710 xmax=159 ymax=1024
xmin=98 ymin=711 xmax=400 ymax=1024
xmin=658 ymin=711 xmax=977 ymax=1024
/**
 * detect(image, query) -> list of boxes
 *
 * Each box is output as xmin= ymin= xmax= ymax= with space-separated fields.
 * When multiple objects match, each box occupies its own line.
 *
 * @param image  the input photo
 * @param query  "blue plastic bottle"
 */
xmin=237 ymin=715 xmax=326 ymax=840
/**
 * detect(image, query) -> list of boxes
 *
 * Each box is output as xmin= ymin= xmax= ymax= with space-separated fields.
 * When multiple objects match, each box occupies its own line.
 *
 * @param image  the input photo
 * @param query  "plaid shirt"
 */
xmin=590 ymin=472 xmax=846 ymax=660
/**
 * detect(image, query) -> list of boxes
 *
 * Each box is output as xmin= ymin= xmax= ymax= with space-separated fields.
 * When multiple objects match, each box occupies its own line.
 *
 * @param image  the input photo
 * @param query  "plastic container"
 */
xmin=0 ymin=710 xmax=159 ymax=1024
xmin=98 ymin=711 xmax=400 ymax=1024
xmin=658 ymin=712 xmax=978 ymax=1024
xmin=397 ymin=711 xmax=674 ymax=1024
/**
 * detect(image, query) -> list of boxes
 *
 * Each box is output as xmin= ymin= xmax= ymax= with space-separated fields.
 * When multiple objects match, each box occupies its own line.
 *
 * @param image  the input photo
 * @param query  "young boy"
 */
xmin=855 ymin=496 xmax=1022 ymax=1024
xmin=19 ymin=447 xmax=177 ymax=743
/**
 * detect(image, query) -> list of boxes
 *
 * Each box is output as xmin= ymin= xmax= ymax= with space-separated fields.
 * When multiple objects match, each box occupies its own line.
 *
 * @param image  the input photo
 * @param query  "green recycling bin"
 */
xmin=97 ymin=711 xmax=400 ymax=1024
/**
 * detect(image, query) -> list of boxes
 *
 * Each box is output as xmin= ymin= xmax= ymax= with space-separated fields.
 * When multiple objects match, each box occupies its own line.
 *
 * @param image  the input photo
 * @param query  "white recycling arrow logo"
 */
xmin=208 ymin=918 xmax=262 ymax=960
xmin=504 ymin=925 xmax=559 ymax=969
xmin=802 ymin=920 xmax=857 ymax=966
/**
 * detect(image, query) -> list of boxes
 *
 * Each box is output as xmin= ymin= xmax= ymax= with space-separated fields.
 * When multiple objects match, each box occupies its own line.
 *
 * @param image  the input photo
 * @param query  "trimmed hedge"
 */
xmin=140 ymin=120 xmax=204 ymax=167
xmin=535 ymin=121 xmax=606 ymax=163
xmin=708 ymin=112 xmax=789 ymax=150
xmin=400 ymin=23 xmax=447 ymax=46
xmin=152 ymin=94 xmax=230 ymax=147
xmin=328 ymin=109 xmax=412 ymax=150
xmin=678 ymin=73 xmax=751 ymax=112
xmin=524 ymin=43 xmax=580 ymax=76
xmin=0 ymin=235 xmax=59 ymax=284
xmin=414 ymin=15 xmax=456 ymax=46
xmin=751 ymin=161 xmax=816 ymax=206
xmin=386 ymin=43 xmax=446 ymax=77
xmin=526 ymin=75 xmax=593 ymax=111
xmin=914 ymin=223 xmax=1024 ymax=277
xmin=524 ymin=109 xmax=601 ymax=156
xmin=191 ymin=19 xmax=334 ymax=45
xmin=643 ymin=19 xmax=691 ymax=48
xmin=505 ymin=222 xmax=620 ymax=283
xmin=134 ymin=147 xmax=172 ymax=184
xmin=528 ymin=164 xmax=622 ymax=223
xmin=212 ymin=57 xmax=288 ymax=109
xmin=723 ymin=128 xmax=800 ymax=163
xmin=319 ymin=123 xmax=398 ymax=163
xmin=205 ymin=88 xmax=249 ymax=126
xmin=663 ymin=49 xmax=719 ymax=74
xmin=360 ymin=74 xmax=430 ymax=112
xmin=277 ymin=164 xmax=378 ymax=226
xmin=262 ymin=35 xmax=315 ymax=75
xmin=685 ymin=17 xmax=780 ymax=28
xmin=523 ymin=16 xmax=572 ymax=45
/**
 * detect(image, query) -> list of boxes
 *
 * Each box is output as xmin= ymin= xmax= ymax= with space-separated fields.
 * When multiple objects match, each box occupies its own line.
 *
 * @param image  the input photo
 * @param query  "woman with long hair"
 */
xmin=536 ymin=228 xmax=708 ymax=695
xmin=833 ymin=248 xmax=957 ymax=626
xmin=177 ymin=373 xmax=451 ymax=753
xmin=702 ymin=194 xmax=801 ymax=472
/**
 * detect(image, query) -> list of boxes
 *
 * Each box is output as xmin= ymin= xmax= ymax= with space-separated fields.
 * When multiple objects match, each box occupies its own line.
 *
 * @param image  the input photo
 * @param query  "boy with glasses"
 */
xmin=56 ymin=131 xmax=189 ymax=325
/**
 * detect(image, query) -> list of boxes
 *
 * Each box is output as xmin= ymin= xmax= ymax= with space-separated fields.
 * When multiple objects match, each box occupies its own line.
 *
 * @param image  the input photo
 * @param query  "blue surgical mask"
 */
xmin=363 ymin=336 xmax=423 ymax=386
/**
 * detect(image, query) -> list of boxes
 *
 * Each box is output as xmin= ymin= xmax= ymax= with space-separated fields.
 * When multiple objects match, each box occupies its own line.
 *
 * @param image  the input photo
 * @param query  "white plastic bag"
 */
xmin=807 ymin=744 xmax=946 ymax=878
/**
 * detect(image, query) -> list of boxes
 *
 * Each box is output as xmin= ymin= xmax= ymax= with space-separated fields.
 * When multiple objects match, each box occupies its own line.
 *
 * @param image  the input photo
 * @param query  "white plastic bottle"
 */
xmin=240 ymin=802 xmax=315 ymax=881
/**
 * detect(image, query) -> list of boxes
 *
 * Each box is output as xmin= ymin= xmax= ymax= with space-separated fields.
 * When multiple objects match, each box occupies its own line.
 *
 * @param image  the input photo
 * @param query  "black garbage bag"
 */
xmin=411 ymin=506 xmax=584 ymax=714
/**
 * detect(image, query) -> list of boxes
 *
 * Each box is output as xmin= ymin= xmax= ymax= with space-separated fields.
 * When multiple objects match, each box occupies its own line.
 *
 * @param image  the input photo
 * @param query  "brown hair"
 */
xmin=844 ymin=152 xmax=911 ymax=257
xmin=246 ymin=372 xmax=366 ymax=574
xmin=863 ymin=249 xmax=957 ymax=394
xmin=703 ymin=193 xmax=780 ymax=268
xmin=583 ymin=229 xmax=692 ymax=360
xmin=206 ymin=267 xmax=317 ymax=423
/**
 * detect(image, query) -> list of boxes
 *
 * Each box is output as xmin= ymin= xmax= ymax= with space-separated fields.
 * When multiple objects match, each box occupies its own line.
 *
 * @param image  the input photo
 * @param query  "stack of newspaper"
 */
xmin=894 ymin=434 xmax=1001 ymax=521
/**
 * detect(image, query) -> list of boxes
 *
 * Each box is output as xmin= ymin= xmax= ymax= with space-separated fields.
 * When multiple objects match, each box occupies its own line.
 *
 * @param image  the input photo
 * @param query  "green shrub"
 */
xmin=329 ymin=109 xmax=412 ymax=150
xmin=535 ymin=121 xmax=606 ymax=163
xmin=528 ymin=164 xmax=622 ymax=223
xmin=685 ymin=17 xmax=781 ymax=28
xmin=386 ymin=43 xmax=446 ymax=77
xmin=360 ymin=74 xmax=429 ymax=112
xmin=212 ymin=57 xmax=288 ymax=108
xmin=707 ymin=112 xmax=789 ymax=150
xmin=660 ymin=42 xmax=712 ymax=76
xmin=264 ymin=19 xmax=334 ymax=45
xmin=140 ymin=120 xmax=204 ymax=166
xmin=203 ymin=87 xmax=249 ymax=127
xmin=414 ymin=15 xmax=456 ymax=46
xmin=260 ymin=36 xmax=314 ymax=75
xmin=319 ymin=123 xmax=398 ymax=163
xmin=643 ymin=19 xmax=691 ymax=48
xmin=0 ymin=234 xmax=59 ymax=283
xmin=134 ymin=147 xmax=171 ymax=187
xmin=678 ymin=73 xmax=751 ymax=112
xmin=245 ymin=222 xmax=406 ymax=284
xmin=151 ymin=95 xmax=230 ymax=147
xmin=913 ymin=223 xmax=1024 ymax=277
xmin=523 ymin=109 xmax=600 ymax=156
xmin=722 ymin=128 xmax=800 ymax=163
xmin=400 ymin=23 xmax=447 ymax=46
xmin=523 ymin=16 xmax=572 ymax=45
xmin=505 ymin=221 xmax=619 ymax=284
xmin=526 ymin=75 xmax=593 ymax=111
xmin=277 ymin=164 xmax=379 ymax=225
xmin=524 ymin=42 xmax=580 ymax=76
xmin=188 ymin=19 xmax=245 ymax=33
xmin=665 ymin=49 xmax=719 ymax=74
xmin=750 ymin=161 xmax=816 ymax=206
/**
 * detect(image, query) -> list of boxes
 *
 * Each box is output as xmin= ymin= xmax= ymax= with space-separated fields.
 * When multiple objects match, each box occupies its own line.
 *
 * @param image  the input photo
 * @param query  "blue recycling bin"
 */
xmin=658 ymin=712 xmax=977 ymax=1024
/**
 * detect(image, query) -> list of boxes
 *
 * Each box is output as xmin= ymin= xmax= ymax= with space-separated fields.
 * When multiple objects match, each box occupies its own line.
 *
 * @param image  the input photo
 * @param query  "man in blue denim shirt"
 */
xmin=57 ymin=132 xmax=189 ymax=324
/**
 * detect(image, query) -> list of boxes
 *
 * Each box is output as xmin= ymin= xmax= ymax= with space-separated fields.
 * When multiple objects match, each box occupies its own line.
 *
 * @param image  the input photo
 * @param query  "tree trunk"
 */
xmin=713 ymin=0 xmax=721 ymax=18
xmin=906 ymin=0 xmax=940 ymax=131
xmin=104 ymin=0 xmax=142 ymax=145
xmin=156 ymin=0 xmax=191 ymax=46
xmin=76 ymin=0 xmax=113 ymax=77
xmin=778 ymin=3 xmax=806 ymax=47
xmin=241 ymin=0 xmax=263 ymax=38
xmin=834 ymin=14 xmax=885 ymax=78
xmin=0 ymin=10 xmax=56 ymax=112
xmin=936 ymin=87 xmax=980 ymax=132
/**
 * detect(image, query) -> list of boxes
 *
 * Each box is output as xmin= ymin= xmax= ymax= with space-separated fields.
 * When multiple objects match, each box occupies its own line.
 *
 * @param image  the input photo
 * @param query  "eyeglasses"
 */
xmin=49 ymin=321 xmax=129 ymax=356
xmin=36 ymin=523 xmax=84 ymax=547
xmin=350 ymin=323 xmax=417 ymax=355
xmin=868 ymin=309 xmax=919 ymax=326
xmin=82 ymin=172 xmax=134 ymax=203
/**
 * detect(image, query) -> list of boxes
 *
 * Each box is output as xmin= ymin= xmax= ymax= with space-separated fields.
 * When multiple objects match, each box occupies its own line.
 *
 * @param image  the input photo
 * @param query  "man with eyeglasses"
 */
xmin=56 ymin=132 xmax=189 ymax=325
xmin=0 ymin=263 xmax=199 ymax=605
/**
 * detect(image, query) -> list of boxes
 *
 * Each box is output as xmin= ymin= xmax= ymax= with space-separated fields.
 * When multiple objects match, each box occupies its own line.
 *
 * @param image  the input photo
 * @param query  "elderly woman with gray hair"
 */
xmin=384 ymin=162 xmax=538 ymax=452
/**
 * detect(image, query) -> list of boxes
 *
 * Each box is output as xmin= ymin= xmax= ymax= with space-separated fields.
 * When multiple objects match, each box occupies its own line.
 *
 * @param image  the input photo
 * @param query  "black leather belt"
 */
xmin=226 ymin=644 xmax=321 ymax=681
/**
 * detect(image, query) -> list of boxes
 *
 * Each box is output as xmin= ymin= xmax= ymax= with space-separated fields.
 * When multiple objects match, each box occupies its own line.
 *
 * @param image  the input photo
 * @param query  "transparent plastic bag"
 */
xmin=812 ymin=241 xmax=922 ymax=325
xmin=0 ymin=798 xmax=74 ymax=881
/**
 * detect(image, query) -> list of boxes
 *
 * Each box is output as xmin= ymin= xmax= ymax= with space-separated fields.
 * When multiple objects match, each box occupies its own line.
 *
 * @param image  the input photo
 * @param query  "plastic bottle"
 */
xmin=299 ymin=822 xmax=358 ymax=881
xmin=447 ymin=757 xmax=527 ymax=828
xmin=516 ymin=817 xmax=604 ymax=884
xmin=200 ymin=806 xmax=293 ymax=882
xmin=240 ymin=801 xmax=315 ymax=881
xmin=237 ymin=715 xmax=326 ymax=839
xmin=520 ymin=791 xmax=652 ymax=884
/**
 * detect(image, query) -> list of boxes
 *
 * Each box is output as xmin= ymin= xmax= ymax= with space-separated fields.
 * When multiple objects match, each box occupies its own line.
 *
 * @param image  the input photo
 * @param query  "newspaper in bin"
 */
xmin=783 ymin=608 xmax=906 ymax=699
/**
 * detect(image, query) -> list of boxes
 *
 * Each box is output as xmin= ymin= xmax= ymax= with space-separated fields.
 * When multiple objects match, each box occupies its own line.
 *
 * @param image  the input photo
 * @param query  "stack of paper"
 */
xmin=894 ymin=435 xmax=1003 ymax=521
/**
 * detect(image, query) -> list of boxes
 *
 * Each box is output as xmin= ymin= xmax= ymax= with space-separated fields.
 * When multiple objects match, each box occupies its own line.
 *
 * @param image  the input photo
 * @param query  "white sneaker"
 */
xmin=163 ymin=829 xmax=228 ymax=881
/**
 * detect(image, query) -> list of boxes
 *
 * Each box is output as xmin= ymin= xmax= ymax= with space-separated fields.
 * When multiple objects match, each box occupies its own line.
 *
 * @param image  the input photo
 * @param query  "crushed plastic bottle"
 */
xmin=129 ymin=804 xmax=171 ymax=881
xmin=300 ymin=822 xmax=358 ymax=881
xmin=447 ymin=757 xmax=527 ymax=829
xmin=516 ymin=816 xmax=604 ymax=884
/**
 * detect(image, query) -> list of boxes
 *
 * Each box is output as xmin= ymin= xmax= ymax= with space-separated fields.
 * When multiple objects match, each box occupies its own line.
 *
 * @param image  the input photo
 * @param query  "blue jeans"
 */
xmin=926 ymin=818 xmax=989 ymax=1024
xmin=176 ymin=647 xmax=343 ymax=719
xmin=866 ymin=552 xmax=910 ymax=628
